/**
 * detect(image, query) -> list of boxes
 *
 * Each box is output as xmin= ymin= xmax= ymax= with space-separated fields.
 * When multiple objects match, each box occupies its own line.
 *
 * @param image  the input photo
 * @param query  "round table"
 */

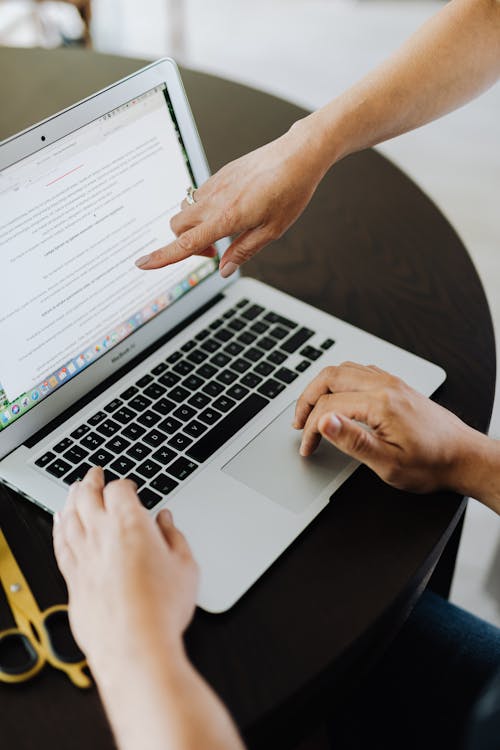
xmin=0 ymin=47 xmax=496 ymax=750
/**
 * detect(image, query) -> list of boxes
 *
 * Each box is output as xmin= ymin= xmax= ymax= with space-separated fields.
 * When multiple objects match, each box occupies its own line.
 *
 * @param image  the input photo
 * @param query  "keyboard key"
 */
xmin=150 ymin=474 xmax=179 ymax=495
xmin=224 ymin=341 xmax=244 ymax=356
xmin=181 ymin=340 xmax=196 ymax=352
xmin=136 ymin=374 xmax=153 ymax=388
xmin=144 ymin=383 xmax=167 ymax=400
xmin=269 ymin=325 xmax=289 ymax=340
xmin=122 ymin=422 xmax=147 ymax=440
xmin=120 ymin=386 xmax=139 ymax=401
xmin=245 ymin=347 xmax=265 ymax=362
xmin=241 ymin=304 xmax=264 ymax=321
xmin=188 ymin=392 xmax=211 ymax=409
xmin=230 ymin=358 xmax=251 ymax=374
xmin=263 ymin=312 xmax=297 ymax=328
xmin=88 ymin=411 xmax=106 ymax=427
xmin=212 ymin=396 xmax=236 ymax=413
xmin=152 ymin=397 xmax=176 ymax=416
xmin=166 ymin=457 xmax=198 ymax=481
xmin=64 ymin=462 xmax=92 ymax=485
xmin=199 ymin=408 xmax=222 ymax=426
xmin=152 ymin=446 xmax=177 ymax=465
xmin=166 ymin=351 xmax=182 ymax=364
xmin=89 ymin=448 xmax=114 ymax=467
xmin=127 ymin=443 xmax=152 ymax=462
xmin=63 ymin=445 xmax=90 ymax=465
xmin=216 ymin=369 xmax=238 ymax=385
xmin=53 ymin=437 xmax=72 ymax=453
xmin=158 ymin=372 xmax=181 ymax=388
xmin=104 ymin=398 xmax=123 ymax=413
xmin=209 ymin=317 xmax=224 ymax=330
xmin=201 ymin=338 xmax=220 ymax=353
xmin=35 ymin=451 xmax=56 ymax=468
xmin=210 ymin=352 xmax=231 ymax=368
xmin=70 ymin=424 xmax=90 ymax=440
xmin=187 ymin=394 xmax=269 ymax=463
xmin=282 ymin=327 xmax=315 ymax=353
xmin=114 ymin=407 xmax=136 ymax=425
xmin=138 ymin=487 xmax=163 ymax=509
xmin=137 ymin=410 xmax=161 ymax=428
xmin=46 ymin=458 xmax=72 ymax=479
xmin=96 ymin=419 xmax=121 ymax=438
xmin=167 ymin=433 xmax=193 ymax=451
xmin=110 ymin=456 xmax=136 ymax=476
xmin=129 ymin=395 xmax=153 ymax=412
xmin=250 ymin=320 xmax=269 ymax=334
xmin=158 ymin=416 xmax=182 ymax=435
xmin=184 ymin=420 xmax=208 ymax=438
xmin=275 ymin=367 xmax=299 ymax=384
xmin=103 ymin=469 xmax=120 ymax=484
xmin=296 ymin=359 xmax=311 ymax=372
xmin=106 ymin=436 xmax=131 ymax=454
xmin=300 ymin=345 xmax=323 ymax=361
xmin=236 ymin=298 xmax=249 ymax=308
xmin=226 ymin=384 xmax=249 ymax=401
xmin=214 ymin=328 xmax=234 ymax=342
xmin=143 ymin=429 xmax=166 ymax=447
xmin=182 ymin=374 xmax=204 ymax=391
xmin=237 ymin=331 xmax=256 ymax=346
xmin=168 ymin=386 xmax=190 ymax=403
xmin=195 ymin=328 xmax=210 ymax=341
xmin=268 ymin=350 xmax=287 ymax=365
xmin=173 ymin=360 xmax=194 ymax=376
xmin=81 ymin=433 xmax=105 ymax=450
xmin=223 ymin=307 xmax=237 ymax=319
xmin=136 ymin=459 xmax=162 ymax=480
xmin=255 ymin=361 xmax=274 ymax=376
xmin=196 ymin=364 xmax=217 ymax=380
xmin=151 ymin=362 xmax=167 ymax=376
xmin=257 ymin=379 xmax=286 ymax=399
xmin=187 ymin=349 xmax=205 ymax=365
xmin=240 ymin=372 xmax=263 ymax=388
xmin=228 ymin=318 xmax=246 ymax=331
xmin=173 ymin=405 xmax=196 ymax=422
xmin=321 ymin=338 xmax=335 ymax=350
xmin=127 ymin=472 xmax=146 ymax=488
xmin=203 ymin=380 xmax=224 ymax=397
xmin=258 ymin=336 xmax=275 ymax=351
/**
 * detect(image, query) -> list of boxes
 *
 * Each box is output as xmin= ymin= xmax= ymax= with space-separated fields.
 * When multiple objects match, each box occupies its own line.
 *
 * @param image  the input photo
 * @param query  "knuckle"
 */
xmin=349 ymin=428 xmax=369 ymax=454
xmin=177 ymin=232 xmax=196 ymax=255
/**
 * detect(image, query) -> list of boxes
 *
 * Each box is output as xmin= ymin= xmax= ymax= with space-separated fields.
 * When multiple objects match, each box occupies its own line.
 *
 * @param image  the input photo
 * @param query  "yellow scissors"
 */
xmin=0 ymin=527 xmax=91 ymax=688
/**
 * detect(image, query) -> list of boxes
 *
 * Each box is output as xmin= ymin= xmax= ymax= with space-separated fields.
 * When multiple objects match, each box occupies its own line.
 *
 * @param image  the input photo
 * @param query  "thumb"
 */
xmin=156 ymin=508 xmax=194 ymax=560
xmin=318 ymin=413 xmax=384 ymax=465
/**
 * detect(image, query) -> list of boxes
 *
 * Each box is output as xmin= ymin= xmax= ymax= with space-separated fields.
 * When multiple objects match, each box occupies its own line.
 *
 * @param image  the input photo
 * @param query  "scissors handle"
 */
xmin=0 ymin=627 xmax=46 ymax=684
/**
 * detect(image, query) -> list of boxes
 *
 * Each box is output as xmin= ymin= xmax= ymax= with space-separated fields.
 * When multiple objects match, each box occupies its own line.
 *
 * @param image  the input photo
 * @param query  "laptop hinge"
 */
xmin=25 ymin=292 xmax=225 ymax=449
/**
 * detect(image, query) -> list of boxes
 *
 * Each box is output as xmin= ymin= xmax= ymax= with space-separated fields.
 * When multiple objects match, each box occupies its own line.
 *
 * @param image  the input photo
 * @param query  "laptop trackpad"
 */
xmin=222 ymin=402 xmax=352 ymax=513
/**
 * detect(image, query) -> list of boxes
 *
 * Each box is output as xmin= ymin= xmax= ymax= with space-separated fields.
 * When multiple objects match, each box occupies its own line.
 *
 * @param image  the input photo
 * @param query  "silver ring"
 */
xmin=186 ymin=185 xmax=197 ymax=205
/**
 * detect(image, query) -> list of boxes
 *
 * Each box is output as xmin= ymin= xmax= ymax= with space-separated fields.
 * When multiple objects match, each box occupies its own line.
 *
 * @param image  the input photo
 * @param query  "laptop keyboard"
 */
xmin=34 ymin=299 xmax=335 ymax=510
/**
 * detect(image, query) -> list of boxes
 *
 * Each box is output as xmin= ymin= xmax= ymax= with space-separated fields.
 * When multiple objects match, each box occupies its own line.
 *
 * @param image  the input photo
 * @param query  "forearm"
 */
xmin=449 ymin=430 xmax=500 ymax=514
xmin=93 ymin=641 xmax=245 ymax=750
xmin=293 ymin=0 xmax=500 ymax=171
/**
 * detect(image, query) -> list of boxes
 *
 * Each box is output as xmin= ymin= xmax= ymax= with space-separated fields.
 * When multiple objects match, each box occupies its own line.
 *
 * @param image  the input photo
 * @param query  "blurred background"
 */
xmin=1 ymin=0 xmax=500 ymax=625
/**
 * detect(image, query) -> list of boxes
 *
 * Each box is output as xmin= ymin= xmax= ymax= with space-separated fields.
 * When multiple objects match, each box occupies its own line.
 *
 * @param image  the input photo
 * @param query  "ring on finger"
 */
xmin=186 ymin=185 xmax=198 ymax=205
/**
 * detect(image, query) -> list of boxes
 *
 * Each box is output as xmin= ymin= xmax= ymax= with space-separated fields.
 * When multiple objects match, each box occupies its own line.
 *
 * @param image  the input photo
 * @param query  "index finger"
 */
xmin=135 ymin=220 xmax=227 ymax=270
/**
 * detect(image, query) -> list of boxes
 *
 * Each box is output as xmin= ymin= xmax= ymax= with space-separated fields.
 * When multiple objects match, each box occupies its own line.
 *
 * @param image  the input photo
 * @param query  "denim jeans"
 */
xmin=327 ymin=590 xmax=500 ymax=750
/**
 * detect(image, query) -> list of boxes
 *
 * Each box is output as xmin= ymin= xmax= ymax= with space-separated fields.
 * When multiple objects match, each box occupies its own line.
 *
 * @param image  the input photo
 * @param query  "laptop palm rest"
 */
xmin=223 ymin=402 xmax=352 ymax=513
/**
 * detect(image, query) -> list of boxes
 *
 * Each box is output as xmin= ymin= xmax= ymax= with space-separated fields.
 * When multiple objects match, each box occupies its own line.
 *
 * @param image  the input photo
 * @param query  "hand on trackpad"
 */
xmin=222 ymin=403 xmax=354 ymax=513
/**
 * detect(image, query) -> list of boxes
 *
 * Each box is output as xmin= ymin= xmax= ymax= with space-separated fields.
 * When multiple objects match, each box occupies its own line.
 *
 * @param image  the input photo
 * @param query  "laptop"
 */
xmin=0 ymin=59 xmax=445 ymax=612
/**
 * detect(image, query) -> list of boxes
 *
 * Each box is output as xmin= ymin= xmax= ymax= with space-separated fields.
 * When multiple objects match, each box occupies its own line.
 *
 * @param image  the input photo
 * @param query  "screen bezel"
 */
xmin=0 ymin=58 xmax=235 ymax=460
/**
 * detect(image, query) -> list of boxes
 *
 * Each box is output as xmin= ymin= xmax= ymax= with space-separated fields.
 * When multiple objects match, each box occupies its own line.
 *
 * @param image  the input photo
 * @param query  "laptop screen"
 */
xmin=0 ymin=83 xmax=218 ymax=432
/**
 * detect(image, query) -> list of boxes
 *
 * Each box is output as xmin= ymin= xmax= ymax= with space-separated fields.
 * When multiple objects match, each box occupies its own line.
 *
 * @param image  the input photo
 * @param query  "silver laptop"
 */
xmin=0 ymin=59 xmax=445 ymax=612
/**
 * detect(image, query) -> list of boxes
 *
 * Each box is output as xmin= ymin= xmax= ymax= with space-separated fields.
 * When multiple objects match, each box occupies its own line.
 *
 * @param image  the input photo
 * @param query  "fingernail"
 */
xmin=323 ymin=414 xmax=341 ymax=437
xmin=135 ymin=254 xmax=151 ymax=268
xmin=292 ymin=420 xmax=300 ymax=429
xmin=161 ymin=508 xmax=173 ymax=522
xmin=220 ymin=262 xmax=238 ymax=279
xmin=299 ymin=440 xmax=307 ymax=456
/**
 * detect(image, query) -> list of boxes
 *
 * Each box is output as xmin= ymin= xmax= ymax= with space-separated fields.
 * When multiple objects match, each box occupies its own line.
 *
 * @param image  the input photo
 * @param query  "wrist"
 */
xmin=445 ymin=428 xmax=500 ymax=514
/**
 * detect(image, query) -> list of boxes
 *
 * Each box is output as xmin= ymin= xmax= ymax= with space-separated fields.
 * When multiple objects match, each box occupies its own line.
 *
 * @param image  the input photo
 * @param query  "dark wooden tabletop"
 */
xmin=0 ymin=47 xmax=496 ymax=750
